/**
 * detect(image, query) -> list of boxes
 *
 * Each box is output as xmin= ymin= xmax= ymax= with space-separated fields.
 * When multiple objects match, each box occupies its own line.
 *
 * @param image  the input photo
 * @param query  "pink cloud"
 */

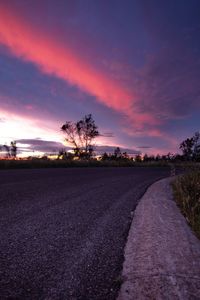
xmin=25 ymin=104 xmax=34 ymax=111
xmin=0 ymin=4 xmax=159 ymax=130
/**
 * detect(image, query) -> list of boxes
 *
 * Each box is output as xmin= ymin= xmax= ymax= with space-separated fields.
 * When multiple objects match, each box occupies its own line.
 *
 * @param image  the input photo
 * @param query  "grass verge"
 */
xmin=172 ymin=171 xmax=200 ymax=239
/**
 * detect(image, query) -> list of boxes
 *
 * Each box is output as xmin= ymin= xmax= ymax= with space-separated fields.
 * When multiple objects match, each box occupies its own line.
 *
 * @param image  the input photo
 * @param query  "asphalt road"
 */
xmin=0 ymin=167 xmax=169 ymax=300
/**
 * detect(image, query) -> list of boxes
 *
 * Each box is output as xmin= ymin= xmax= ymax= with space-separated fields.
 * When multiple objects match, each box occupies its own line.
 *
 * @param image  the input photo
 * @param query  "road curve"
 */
xmin=0 ymin=167 xmax=169 ymax=299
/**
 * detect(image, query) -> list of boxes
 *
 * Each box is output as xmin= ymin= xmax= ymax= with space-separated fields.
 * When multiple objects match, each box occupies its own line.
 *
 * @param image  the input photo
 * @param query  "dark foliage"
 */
xmin=180 ymin=132 xmax=200 ymax=161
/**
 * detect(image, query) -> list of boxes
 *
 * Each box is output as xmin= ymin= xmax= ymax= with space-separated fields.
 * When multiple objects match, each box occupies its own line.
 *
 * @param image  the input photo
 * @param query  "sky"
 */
xmin=0 ymin=0 xmax=200 ymax=156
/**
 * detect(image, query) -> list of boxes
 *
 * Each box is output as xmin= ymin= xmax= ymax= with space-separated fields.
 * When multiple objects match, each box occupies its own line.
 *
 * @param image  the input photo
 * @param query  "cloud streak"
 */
xmin=0 ymin=4 xmax=158 ymax=129
xmin=16 ymin=138 xmax=66 ymax=154
xmin=16 ymin=138 xmax=140 ymax=156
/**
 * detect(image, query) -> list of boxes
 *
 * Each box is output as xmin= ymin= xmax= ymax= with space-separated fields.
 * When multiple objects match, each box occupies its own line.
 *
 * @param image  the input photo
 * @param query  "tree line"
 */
xmin=0 ymin=114 xmax=200 ymax=162
xmin=60 ymin=114 xmax=200 ymax=162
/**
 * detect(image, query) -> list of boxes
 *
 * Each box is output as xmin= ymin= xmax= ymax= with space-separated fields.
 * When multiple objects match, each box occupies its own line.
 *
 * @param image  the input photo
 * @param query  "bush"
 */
xmin=172 ymin=171 xmax=200 ymax=239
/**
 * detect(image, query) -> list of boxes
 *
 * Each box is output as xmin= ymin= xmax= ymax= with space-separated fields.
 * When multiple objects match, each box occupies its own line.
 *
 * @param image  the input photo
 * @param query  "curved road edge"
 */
xmin=117 ymin=177 xmax=200 ymax=300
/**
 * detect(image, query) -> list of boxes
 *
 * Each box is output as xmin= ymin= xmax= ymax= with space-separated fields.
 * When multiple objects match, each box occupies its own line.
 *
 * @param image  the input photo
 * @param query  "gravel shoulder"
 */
xmin=118 ymin=177 xmax=200 ymax=300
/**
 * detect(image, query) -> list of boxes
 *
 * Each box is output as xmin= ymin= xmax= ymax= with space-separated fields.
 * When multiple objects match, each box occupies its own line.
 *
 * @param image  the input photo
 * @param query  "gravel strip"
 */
xmin=118 ymin=177 xmax=200 ymax=300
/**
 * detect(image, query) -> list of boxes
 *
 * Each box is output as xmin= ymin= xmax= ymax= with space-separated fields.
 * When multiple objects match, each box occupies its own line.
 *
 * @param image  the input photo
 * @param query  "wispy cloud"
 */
xmin=16 ymin=138 xmax=140 ymax=156
xmin=16 ymin=138 xmax=66 ymax=154
xmin=0 ymin=4 xmax=159 ymax=130
xmin=133 ymin=46 xmax=200 ymax=121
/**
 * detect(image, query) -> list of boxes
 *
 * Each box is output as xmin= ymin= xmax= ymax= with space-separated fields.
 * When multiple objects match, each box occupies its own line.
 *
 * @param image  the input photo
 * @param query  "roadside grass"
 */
xmin=174 ymin=162 xmax=200 ymax=172
xmin=172 ymin=170 xmax=200 ymax=239
xmin=0 ymin=159 xmax=170 ymax=169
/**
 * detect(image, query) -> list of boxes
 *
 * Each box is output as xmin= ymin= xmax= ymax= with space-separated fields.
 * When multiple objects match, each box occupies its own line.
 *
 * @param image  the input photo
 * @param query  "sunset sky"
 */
xmin=0 ymin=0 xmax=200 ymax=156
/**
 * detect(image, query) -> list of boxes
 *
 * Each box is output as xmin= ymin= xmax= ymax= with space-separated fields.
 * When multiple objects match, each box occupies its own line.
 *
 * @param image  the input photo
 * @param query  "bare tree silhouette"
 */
xmin=61 ymin=114 xmax=99 ymax=159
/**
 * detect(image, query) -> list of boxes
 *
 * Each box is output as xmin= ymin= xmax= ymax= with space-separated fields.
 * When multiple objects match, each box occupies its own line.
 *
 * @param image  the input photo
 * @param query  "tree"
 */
xmin=122 ymin=152 xmax=129 ymax=160
xmin=193 ymin=132 xmax=200 ymax=161
xmin=0 ymin=142 xmax=17 ymax=159
xmin=180 ymin=137 xmax=194 ymax=160
xmin=155 ymin=154 xmax=161 ymax=161
xmin=143 ymin=154 xmax=149 ymax=162
xmin=101 ymin=152 xmax=109 ymax=161
xmin=135 ymin=154 xmax=142 ymax=162
xmin=114 ymin=147 xmax=122 ymax=159
xmin=57 ymin=149 xmax=74 ymax=160
xmin=180 ymin=132 xmax=200 ymax=161
xmin=10 ymin=141 xmax=17 ymax=158
xmin=61 ymin=114 xmax=99 ymax=159
xmin=0 ymin=144 xmax=10 ymax=158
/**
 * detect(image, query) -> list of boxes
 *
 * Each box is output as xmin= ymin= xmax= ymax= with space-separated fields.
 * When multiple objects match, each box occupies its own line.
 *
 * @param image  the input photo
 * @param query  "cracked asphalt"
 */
xmin=0 ymin=167 xmax=169 ymax=299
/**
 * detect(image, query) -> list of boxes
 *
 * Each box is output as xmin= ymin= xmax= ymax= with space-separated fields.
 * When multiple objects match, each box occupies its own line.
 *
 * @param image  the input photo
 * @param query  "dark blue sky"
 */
xmin=0 ymin=0 xmax=200 ymax=155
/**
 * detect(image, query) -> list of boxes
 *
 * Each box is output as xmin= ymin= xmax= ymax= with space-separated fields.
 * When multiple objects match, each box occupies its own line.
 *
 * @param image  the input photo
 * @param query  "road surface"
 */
xmin=0 ymin=167 xmax=169 ymax=299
